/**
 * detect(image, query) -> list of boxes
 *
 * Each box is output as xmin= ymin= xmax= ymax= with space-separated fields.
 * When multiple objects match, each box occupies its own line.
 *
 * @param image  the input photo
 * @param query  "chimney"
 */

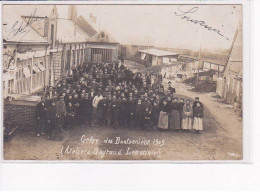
xmin=68 ymin=5 xmax=77 ymax=21
xmin=89 ymin=13 xmax=97 ymax=24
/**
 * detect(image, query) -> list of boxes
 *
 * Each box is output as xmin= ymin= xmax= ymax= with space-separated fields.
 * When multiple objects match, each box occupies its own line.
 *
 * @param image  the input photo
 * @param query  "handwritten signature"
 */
xmin=174 ymin=6 xmax=229 ymax=40
xmin=5 ymin=9 xmax=41 ymax=40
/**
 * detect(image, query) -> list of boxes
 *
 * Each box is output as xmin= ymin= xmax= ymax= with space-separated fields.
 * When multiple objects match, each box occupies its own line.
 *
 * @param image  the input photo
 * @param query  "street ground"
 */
xmin=3 ymin=61 xmax=243 ymax=161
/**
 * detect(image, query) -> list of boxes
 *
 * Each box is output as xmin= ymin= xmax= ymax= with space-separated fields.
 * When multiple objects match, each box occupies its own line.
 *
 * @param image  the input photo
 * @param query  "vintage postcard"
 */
xmin=2 ymin=2 xmax=246 ymax=161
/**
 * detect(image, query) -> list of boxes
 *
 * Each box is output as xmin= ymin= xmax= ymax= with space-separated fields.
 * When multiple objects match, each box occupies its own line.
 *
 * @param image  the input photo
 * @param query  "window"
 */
xmin=32 ymin=63 xmax=41 ymax=74
xmin=3 ymin=81 xmax=5 ymax=95
xmin=16 ymin=68 xmax=23 ymax=80
xmin=50 ymin=24 xmax=55 ymax=49
xmin=37 ymin=62 xmax=45 ymax=71
xmin=8 ymin=79 xmax=14 ymax=94
xmin=23 ymin=66 xmax=31 ymax=78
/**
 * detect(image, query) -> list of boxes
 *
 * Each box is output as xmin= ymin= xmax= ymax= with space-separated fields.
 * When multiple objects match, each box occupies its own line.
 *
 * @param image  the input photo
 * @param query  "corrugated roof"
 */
xmin=139 ymin=48 xmax=178 ymax=57
xmin=3 ymin=6 xmax=48 ymax=44
xmin=75 ymin=16 xmax=97 ymax=37
xmin=56 ymin=19 xmax=90 ymax=43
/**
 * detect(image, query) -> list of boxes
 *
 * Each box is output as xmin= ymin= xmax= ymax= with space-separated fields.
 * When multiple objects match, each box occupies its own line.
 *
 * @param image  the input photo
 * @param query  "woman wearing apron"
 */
xmin=158 ymin=100 xmax=171 ymax=130
xmin=181 ymin=100 xmax=193 ymax=132
xmin=169 ymin=98 xmax=181 ymax=131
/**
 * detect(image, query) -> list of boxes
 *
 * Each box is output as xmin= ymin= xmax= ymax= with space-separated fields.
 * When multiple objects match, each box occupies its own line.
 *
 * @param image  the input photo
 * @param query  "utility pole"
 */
xmin=196 ymin=43 xmax=201 ymax=88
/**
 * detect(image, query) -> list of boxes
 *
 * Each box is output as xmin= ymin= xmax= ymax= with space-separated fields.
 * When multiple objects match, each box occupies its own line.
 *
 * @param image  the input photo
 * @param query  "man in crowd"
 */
xmin=38 ymin=60 xmax=202 ymax=139
xmin=92 ymin=90 xmax=103 ymax=126
xmin=56 ymin=96 xmax=66 ymax=132
xmin=35 ymin=96 xmax=48 ymax=137
xmin=46 ymin=100 xmax=57 ymax=139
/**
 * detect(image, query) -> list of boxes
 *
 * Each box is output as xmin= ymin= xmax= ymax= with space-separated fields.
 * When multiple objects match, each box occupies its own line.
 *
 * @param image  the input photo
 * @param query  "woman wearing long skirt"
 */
xmin=192 ymin=102 xmax=204 ymax=133
xmin=178 ymin=98 xmax=185 ymax=130
xmin=182 ymin=100 xmax=193 ymax=131
xmin=158 ymin=100 xmax=170 ymax=130
xmin=169 ymin=98 xmax=181 ymax=131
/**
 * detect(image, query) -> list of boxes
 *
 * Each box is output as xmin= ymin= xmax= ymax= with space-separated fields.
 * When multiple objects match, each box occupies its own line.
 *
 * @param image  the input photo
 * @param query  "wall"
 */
xmin=3 ymin=44 xmax=48 ymax=97
xmin=161 ymin=64 xmax=183 ymax=78
xmin=217 ymin=75 xmax=242 ymax=106
xmin=4 ymin=100 xmax=38 ymax=129
xmin=87 ymin=43 xmax=119 ymax=63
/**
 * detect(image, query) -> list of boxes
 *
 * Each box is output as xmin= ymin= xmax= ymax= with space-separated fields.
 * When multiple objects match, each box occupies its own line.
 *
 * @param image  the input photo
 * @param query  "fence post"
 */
xmin=30 ymin=55 xmax=34 ymax=94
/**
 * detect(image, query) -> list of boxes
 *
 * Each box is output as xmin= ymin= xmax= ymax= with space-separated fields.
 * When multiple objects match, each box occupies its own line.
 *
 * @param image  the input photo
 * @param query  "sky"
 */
xmin=75 ymin=4 xmax=242 ymax=52
xmin=3 ymin=4 xmax=242 ymax=52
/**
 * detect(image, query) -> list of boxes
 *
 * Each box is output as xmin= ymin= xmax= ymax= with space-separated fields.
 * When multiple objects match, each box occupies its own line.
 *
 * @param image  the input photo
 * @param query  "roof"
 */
xmin=88 ymin=30 xmax=118 ymax=44
xmin=56 ymin=19 xmax=90 ymax=43
xmin=3 ymin=5 xmax=49 ymax=44
xmin=179 ymin=55 xmax=226 ymax=66
xmin=138 ymin=48 xmax=178 ymax=57
xmin=224 ymin=22 xmax=243 ymax=77
xmin=75 ymin=16 xmax=98 ymax=37
xmin=198 ymin=69 xmax=215 ymax=76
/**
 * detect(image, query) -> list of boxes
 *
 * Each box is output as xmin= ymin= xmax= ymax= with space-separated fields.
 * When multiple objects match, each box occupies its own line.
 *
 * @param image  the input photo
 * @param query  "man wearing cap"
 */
xmin=92 ymin=90 xmax=103 ymax=126
xmin=73 ymin=93 xmax=80 ymax=124
xmin=81 ymin=93 xmax=93 ymax=127
xmin=98 ymin=95 xmax=108 ymax=127
xmin=128 ymin=96 xmax=136 ymax=129
xmin=119 ymin=97 xmax=129 ymax=128
xmin=111 ymin=95 xmax=119 ymax=129
xmin=142 ymin=97 xmax=152 ymax=130
xmin=46 ymin=100 xmax=57 ymax=139
xmin=56 ymin=96 xmax=66 ymax=132
xmin=46 ymin=86 xmax=54 ymax=100
xmin=135 ymin=99 xmax=144 ymax=130
xmin=35 ymin=96 xmax=48 ymax=137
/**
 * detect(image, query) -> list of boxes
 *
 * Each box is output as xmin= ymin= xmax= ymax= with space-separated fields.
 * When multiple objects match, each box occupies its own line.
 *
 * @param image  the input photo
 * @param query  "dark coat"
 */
xmin=193 ymin=106 xmax=204 ymax=118
xmin=80 ymin=98 xmax=92 ymax=115
xmin=35 ymin=102 xmax=48 ymax=119
xmin=46 ymin=105 xmax=56 ymax=121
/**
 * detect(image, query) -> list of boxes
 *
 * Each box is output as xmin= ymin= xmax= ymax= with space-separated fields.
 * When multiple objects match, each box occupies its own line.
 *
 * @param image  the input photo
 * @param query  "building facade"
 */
xmin=138 ymin=48 xmax=179 ymax=66
xmin=3 ymin=5 xmax=119 ymax=98
xmin=216 ymin=22 xmax=243 ymax=109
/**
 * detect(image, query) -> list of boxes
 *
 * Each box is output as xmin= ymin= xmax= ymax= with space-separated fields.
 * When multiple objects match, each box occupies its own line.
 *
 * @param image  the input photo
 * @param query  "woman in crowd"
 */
xmin=182 ymin=99 xmax=193 ymax=132
xmin=40 ymin=61 xmax=204 ymax=139
xmin=192 ymin=101 xmax=204 ymax=133
xmin=158 ymin=100 xmax=171 ymax=130
xmin=169 ymin=97 xmax=181 ymax=131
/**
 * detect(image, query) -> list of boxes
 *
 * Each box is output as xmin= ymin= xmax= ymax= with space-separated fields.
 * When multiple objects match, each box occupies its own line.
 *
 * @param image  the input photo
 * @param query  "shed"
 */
xmin=138 ymin=48 xmax=179 ymax=66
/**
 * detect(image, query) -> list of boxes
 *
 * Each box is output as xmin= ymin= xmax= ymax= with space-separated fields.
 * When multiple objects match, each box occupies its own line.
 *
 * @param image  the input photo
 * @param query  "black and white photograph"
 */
xmin=2 ymin=3 xmax=243 ymax=161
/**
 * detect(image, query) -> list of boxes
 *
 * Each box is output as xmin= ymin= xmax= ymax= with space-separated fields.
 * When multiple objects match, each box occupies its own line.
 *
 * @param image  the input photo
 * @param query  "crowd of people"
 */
xmin=35 ymin=62 xmax=204 ymax=139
